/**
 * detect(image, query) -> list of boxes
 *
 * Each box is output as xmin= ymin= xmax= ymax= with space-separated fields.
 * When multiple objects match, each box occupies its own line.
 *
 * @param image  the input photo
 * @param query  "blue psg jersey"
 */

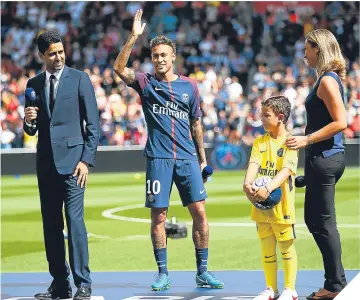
xmin=129 ymin=72 xmax=202 ymax=160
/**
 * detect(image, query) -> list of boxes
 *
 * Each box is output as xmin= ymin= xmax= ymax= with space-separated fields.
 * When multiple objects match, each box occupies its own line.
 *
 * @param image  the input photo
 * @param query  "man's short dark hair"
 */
xmin=262 ymin=96 xmax=291 ymax=124
xmin=37 ymin=30 xmax=63 ymax=54
xmin=150 ymin=35 xmax=176 ymax=55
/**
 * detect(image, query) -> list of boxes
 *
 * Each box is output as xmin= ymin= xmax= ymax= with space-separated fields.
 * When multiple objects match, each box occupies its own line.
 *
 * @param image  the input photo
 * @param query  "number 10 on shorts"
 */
xmin=146 ymin=180 xmax=161 ymax=194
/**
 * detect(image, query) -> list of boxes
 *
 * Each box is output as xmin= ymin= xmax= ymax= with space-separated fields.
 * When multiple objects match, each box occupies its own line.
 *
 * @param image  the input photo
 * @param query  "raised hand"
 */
xmin=132 ymin=9 xmax=146 ymax=36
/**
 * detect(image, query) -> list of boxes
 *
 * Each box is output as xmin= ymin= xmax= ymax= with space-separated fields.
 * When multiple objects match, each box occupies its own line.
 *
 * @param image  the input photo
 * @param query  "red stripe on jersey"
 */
xmin=179 ymin=75 xmax=192 ymax=139
xmin=167 ymin=81 xmax=176 ymax=159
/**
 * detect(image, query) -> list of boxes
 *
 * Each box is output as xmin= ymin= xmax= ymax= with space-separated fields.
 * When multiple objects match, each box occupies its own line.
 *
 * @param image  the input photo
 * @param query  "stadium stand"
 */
xmin=1 ymin=1 xmax=359 ymax=148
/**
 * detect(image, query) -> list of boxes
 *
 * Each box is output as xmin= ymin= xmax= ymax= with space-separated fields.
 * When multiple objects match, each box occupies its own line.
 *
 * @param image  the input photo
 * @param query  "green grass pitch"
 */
xmin=2 ymin=168 xmax=359 ymax=272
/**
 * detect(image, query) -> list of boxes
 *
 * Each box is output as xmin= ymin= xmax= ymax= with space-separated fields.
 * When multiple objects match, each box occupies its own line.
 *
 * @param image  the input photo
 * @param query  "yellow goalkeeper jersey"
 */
xmin=249 ymin=132 xmax=299 ymax=224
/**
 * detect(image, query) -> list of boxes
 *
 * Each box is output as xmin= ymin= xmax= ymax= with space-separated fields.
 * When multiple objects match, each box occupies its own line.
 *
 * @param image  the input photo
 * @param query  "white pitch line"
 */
xmin=102 ymin=204 xmax=360 ymax=228
xmin=87 ymin=232 xmax=111 ymax=239
xmin=88 ymin=232 xmax=148 ymax=241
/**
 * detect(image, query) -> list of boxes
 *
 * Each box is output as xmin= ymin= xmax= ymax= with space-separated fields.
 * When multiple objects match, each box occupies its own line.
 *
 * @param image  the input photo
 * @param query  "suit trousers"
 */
xmin=37 ymin=152 xmax=91 ymax=288
xmin=304 ymin=151 xmax=346 ymax=292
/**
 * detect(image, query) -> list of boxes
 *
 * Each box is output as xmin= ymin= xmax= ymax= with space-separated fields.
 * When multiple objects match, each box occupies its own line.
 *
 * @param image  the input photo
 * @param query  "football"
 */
xmin=252 ymin=176 xmax=272 ymax=189
xmin=251 ymin=176 xmax=282 ymax=210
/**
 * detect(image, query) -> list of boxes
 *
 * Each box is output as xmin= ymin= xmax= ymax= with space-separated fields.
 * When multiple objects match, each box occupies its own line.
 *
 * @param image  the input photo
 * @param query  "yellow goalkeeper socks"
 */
xmin=278 ymin=239 xmax=297 ymax=290
xmin=261 ymin=235 xmax=278 ymax=292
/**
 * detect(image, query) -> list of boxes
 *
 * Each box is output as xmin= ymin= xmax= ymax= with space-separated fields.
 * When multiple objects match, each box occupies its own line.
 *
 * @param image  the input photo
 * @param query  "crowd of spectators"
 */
xmin=1 ymin=1 xmax=359 ymax=149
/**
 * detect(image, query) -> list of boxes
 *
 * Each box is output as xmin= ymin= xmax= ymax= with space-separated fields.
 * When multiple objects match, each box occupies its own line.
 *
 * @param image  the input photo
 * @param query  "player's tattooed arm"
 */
xmin=113 ymin=9 xmax=146 ymax=85
xmin=191 ymin=118 xmax=207 ymax=167
xmin=113 ymin=34 xmax=137 ymax=85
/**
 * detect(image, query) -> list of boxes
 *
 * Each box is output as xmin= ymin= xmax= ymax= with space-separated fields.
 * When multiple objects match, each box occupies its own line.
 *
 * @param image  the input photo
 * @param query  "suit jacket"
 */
xmin=23 ymin=66 xmax=100 ymax=175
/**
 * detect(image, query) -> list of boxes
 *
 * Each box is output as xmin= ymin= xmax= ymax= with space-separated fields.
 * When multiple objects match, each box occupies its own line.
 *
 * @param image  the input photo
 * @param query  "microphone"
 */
xmin=25 ymin=88 xmax=37 ymax=128
xmin=295 ymin=175 xmax=306 ymax=188
xmin=202 ymin=165 xmax=214 ymax=180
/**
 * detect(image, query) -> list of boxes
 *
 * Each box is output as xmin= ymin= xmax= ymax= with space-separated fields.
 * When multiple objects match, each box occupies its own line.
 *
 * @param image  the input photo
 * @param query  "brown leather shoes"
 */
xmin=306 ymin=288 xmax=340 ymax=300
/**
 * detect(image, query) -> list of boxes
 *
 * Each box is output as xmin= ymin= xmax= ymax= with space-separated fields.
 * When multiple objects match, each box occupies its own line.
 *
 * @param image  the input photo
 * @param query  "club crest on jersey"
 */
xmin=277 ymin=148 xmax=284 ymax=157
xmin=147 ymin=194 xmax=155 ymax=203
xmin=182 ymin=93 xmax=189 ymax=103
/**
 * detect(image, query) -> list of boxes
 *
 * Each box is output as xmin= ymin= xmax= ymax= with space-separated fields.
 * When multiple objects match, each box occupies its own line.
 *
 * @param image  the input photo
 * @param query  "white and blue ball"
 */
xmin=252 ymin=176 xmax=282 ymax=210
xmin=252 ymin=176 xmax=272 ymax=189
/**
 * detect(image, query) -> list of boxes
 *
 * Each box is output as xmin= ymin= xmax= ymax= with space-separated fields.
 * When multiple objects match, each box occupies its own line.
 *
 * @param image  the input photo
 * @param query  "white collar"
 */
xmin=45 ymin=66 xmax=65 ymax=82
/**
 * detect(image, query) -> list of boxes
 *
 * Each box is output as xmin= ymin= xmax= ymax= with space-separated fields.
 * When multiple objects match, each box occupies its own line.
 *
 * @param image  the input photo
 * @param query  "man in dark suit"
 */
xmin=24 ymin=30 xmax=99 ymax=300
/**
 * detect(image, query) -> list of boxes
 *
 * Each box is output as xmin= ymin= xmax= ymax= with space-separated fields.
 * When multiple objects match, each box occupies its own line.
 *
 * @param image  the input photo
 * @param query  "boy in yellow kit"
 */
xmin=243 ymin=96 xmax=299 ymax=300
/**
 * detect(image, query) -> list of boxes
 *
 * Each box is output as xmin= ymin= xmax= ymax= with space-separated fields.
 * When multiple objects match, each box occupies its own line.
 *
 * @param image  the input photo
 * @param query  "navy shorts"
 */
xmin=145 ymin=158 xmax=208 ymax=208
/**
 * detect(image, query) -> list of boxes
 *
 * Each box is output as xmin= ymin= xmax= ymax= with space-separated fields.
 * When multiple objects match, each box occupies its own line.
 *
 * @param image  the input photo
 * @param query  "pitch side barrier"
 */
xmin=1 ymin=141 xmax=359 ymax=175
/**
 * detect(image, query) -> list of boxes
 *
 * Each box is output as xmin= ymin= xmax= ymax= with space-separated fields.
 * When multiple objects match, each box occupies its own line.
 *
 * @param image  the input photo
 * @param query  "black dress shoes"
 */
xmin=74 ymin=287 xmax=92 ymax=300
xmin=34 ymin=282 xmax=72 ymax=299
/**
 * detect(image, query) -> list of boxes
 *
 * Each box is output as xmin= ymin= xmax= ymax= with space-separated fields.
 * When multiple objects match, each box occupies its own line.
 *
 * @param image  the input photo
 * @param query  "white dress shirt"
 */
xmin=45 ymin=66 xmax=64 ymax=104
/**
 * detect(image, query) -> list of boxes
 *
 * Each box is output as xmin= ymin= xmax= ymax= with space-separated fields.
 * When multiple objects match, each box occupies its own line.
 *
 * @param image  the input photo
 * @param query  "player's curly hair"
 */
xmin=150 ymin=35 xmax=176 ymax=55
xmin=262 ymin=96 xmax=291 ymax=124
xmin=37 ymin=30 xmax=63 ymax=54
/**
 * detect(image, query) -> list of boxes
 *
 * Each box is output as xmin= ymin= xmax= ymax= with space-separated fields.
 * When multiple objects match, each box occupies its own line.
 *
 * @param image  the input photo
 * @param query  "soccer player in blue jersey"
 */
xmin=113 ymin=10 xmax=224 ymax=291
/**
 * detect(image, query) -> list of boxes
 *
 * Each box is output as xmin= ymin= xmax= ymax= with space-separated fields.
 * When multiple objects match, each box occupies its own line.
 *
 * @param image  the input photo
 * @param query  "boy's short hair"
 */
xmin=150 ymin=35 xmax=176 ymax=55
xmin=262 ymin=96 xmax=291 ymax=124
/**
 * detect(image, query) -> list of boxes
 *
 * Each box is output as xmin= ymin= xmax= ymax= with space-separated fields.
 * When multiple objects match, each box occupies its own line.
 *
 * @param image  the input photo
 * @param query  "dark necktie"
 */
xmin=49 ymin=74 xmax=56 ymax=114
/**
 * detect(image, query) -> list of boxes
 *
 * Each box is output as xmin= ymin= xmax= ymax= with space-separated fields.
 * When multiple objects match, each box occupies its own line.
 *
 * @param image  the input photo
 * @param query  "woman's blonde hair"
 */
xmin=306 ymin=29 xmax=347 ymax=80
